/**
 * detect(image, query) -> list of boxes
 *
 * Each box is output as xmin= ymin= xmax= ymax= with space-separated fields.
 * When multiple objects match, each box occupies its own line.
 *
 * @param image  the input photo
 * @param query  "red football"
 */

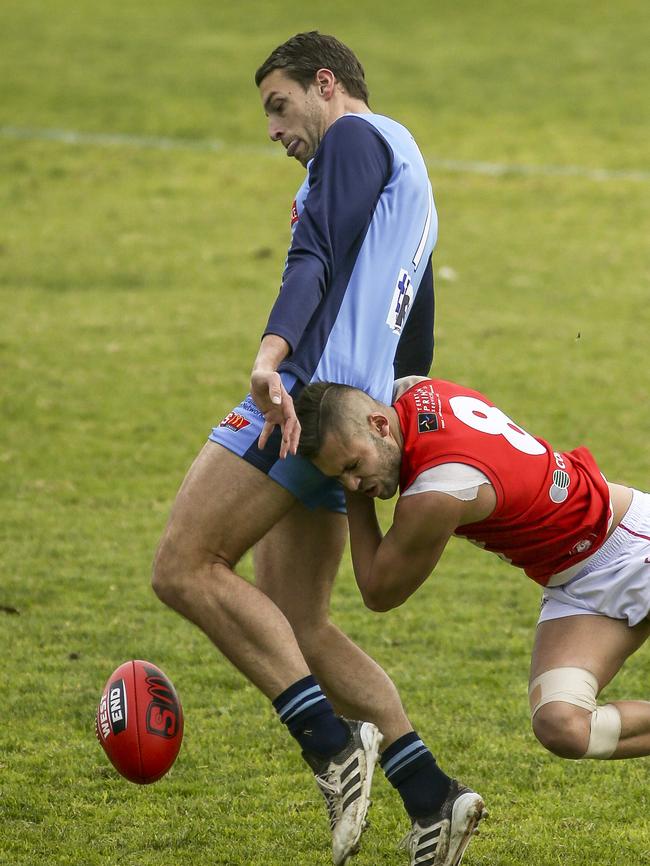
xmin=96 ymin=659 xmax=184 ymax=784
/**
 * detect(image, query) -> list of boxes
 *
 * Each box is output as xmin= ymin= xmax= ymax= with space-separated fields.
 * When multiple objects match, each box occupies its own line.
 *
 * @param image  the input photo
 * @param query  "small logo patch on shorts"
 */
xmin=219 ymin=411 xmax=251 ymax=432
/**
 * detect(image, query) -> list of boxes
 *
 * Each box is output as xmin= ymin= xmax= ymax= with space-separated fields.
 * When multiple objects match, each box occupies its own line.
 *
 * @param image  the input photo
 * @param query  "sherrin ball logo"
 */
xmin=96 ymin=660 xmax=183 ymax=784
xmin=97 ymin=677 xmax=127 ymax=739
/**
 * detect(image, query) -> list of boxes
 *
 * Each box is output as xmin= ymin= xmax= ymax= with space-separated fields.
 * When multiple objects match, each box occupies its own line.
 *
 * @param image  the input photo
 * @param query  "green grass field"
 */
xmin=2 ymin=1 xmax=649 ymax=864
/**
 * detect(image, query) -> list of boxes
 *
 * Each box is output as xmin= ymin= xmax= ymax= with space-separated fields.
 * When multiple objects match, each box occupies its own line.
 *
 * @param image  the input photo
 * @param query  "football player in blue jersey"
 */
xmin=152 ymin=32 xmax=483 ymax=866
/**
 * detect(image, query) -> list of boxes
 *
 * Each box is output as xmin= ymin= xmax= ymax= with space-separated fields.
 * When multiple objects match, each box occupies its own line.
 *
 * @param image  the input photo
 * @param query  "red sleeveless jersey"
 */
xmin=394 ymin=379 xmax=611 ymax=585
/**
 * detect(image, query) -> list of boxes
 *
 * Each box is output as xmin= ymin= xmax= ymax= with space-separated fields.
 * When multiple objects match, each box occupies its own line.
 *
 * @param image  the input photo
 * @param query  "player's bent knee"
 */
xmin=531 ymin=702 xmax=590 ymax=758
xmin=152 ymin=530 xmax=236 ymax=612
xmin=151 ymin=532 xmax=199 ymax=608
xmin=151 ymin=538 xmax=182 ymax=606
xmin=529 ymin=666 xmax=621 ymax=759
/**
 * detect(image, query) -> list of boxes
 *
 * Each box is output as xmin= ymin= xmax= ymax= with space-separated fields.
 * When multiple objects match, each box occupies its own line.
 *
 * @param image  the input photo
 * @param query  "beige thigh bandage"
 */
xmin=528 ymin=666 xmax=621 ymax=759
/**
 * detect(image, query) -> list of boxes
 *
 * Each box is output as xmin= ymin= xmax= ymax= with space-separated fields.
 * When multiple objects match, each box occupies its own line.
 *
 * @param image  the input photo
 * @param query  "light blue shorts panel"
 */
xmin=208 ymin=377 xmax=345 ymax=514
xmin=539 ymin=489 xmax=650 ymax=627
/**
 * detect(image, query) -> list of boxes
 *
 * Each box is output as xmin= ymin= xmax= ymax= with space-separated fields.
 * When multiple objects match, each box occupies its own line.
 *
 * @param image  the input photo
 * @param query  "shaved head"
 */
xmin=295 ymin=382 xmax=401 ymax=499
xmin=296 ymin=382 xmax=380 ymax=459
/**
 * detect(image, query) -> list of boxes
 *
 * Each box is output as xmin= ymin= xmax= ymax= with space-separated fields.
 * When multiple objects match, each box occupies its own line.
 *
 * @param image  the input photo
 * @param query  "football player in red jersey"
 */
xmin=296 ymin=376 xmax=650 ymax=766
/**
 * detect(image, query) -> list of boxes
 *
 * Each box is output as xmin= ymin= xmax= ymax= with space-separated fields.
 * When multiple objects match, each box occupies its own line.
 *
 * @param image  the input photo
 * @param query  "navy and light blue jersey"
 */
xmin=211 ymin=112 xmax=436 ymax=510
xmin=264 ymin=112 xmax=437 ymax=405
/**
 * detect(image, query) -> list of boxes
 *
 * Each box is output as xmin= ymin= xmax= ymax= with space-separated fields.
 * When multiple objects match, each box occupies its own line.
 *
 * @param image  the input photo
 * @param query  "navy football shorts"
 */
xmin=208 ymin=373 xmax=346 ymax=513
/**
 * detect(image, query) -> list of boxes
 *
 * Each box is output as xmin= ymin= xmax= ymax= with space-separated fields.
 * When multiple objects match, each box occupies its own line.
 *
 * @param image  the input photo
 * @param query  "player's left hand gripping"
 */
xmin=254 ymin=372 xmax=301 ymax=457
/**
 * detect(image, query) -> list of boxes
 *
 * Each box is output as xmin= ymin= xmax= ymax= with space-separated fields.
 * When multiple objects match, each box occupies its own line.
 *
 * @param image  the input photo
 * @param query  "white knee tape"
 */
xmin=528 ymin=667 xmax=621 ymax=759
xmin=528 ymin=667 xmax=598 ymax=717
xmin=584 ymin=704 xmax=621 ymax=759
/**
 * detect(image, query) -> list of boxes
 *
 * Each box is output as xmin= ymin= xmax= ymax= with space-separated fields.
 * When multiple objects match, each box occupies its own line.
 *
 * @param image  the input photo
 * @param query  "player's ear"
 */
xmin=314 ymin=68 xmax=336 ymax=98
xmin=369 ymin=412 xmax=390 ymax=438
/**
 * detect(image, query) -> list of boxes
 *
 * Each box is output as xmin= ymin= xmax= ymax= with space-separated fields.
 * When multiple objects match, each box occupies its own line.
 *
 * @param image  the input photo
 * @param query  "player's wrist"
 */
xmin=253 ymin=334 xmax=291 ymax=372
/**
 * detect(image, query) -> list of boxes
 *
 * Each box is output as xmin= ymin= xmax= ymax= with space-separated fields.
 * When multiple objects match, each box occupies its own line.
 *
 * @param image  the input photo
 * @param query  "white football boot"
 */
xmin=303 ymin=719 xmax=383 ymax=865
xmin=398 ymin=779 xmax=487 ymax=866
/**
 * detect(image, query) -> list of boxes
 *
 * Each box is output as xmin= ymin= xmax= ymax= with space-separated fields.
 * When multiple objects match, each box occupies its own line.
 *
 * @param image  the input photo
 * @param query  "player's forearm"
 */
xmin=251 ymin=334 xmax=291 ymax=377
xmin=347 ymin=494 xmax=445 ymax=611
xmin=346 ymin=492 xmax=381 ymax=587
xmin=345 ymin=493 xmax=395 ymax=611
xmin=264 ymin=255 xmax=325 ymax=350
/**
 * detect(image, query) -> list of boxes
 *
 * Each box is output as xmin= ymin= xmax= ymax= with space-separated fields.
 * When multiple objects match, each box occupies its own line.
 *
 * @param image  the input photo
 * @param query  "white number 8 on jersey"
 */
xmin=449 ymin=395 xmax=546 ymax=456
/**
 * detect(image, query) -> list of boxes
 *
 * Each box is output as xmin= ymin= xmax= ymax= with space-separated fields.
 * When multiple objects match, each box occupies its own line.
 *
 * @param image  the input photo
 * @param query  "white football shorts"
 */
xmin=539 ymin=488 xmax=650 ymax=627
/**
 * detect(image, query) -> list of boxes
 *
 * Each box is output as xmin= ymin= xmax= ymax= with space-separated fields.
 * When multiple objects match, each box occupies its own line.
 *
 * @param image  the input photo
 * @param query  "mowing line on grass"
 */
xmin=2 ymin=124 xmax=650 ymax=183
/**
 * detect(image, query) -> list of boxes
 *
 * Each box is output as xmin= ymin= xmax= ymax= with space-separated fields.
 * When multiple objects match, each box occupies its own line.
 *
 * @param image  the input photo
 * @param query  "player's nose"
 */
xmin=268 ymin=119 xmax=283 ymax=142
xmin=342 ymin=474 xmax=362 ymax=492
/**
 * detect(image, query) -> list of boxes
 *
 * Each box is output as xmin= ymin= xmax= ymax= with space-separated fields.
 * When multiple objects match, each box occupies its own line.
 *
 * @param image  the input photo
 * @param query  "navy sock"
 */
xmin=272 ymin=675 xmax=350 ymax=758
xmin=381 ymin=731 xmax=451 ymax=819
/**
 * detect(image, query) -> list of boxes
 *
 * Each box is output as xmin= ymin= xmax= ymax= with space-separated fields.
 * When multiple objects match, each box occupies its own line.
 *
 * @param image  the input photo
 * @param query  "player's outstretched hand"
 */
xmin=251 ymin=370 xmax=301 ymax=458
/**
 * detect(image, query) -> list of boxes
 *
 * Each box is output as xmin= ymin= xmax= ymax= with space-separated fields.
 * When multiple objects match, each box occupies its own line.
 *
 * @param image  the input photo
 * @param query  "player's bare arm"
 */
xmin=346 ymin=490 xmax=469 ymax=611
xmin=250 ymin=333 xmax=300 ymax=457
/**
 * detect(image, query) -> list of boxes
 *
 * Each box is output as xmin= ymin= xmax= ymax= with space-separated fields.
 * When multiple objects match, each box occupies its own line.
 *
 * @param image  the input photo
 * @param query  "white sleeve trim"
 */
xmin=402 ymin=463 xmax=492 ymax=501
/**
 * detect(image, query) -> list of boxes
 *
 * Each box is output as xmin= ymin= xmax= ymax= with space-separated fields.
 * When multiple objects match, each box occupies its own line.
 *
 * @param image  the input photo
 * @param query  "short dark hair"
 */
xmin=255 ymin=31 xmax=370 ymax=104
xmin=296 ymin=381 xmax=360 ymax=459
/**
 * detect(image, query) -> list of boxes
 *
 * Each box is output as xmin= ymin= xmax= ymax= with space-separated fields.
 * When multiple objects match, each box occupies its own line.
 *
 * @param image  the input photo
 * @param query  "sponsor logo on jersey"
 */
xmin=219 ymin=411 xmax=251 ymax=432
xmin=241 ymin=399 xmax=263 ymax=418
xmin=290 ymin=199 xmax=299 ymax=226
xmin=549 ymin=468 xmax=570 ymax=504
xmin=411 ymin=383 xmax=444 ymax=427
xmin=417 ymin=412 xmax=439 ymax=433
xmin=386 ymin=268 xmax=414 ymax=334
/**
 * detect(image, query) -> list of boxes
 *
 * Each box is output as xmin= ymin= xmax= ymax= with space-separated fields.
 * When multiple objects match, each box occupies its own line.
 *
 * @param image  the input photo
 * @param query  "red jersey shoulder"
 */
xmin=405 ymin=380 xmax=445 ymax=434
xmin=397 ymin=378 xmax=611 ymax=584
